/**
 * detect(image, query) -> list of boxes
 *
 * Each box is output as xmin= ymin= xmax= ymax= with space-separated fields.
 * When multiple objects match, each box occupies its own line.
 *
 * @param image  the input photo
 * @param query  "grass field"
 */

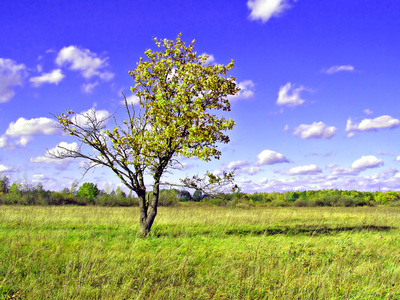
xmin=1 ymin=204 xmax=400 ymax=299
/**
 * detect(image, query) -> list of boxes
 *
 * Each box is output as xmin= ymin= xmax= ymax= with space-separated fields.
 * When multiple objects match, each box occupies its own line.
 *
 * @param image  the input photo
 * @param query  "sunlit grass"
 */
xmin=1 ymin=205 xmax=399 ymax=299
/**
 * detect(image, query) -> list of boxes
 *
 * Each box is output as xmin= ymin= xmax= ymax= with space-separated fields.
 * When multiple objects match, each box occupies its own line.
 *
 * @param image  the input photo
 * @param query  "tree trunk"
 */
xmin=138 ymin=183 xmax=160 ymax=237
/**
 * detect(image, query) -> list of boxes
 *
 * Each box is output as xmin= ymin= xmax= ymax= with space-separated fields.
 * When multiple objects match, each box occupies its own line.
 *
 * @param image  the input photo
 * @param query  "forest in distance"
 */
xmin=1 ymin=175 xmax=400 ymax=208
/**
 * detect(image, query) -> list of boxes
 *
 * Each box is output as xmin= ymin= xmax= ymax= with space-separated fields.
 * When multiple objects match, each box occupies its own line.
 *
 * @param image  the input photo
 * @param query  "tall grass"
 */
xmin=1 ymin=205 xmax=399 ymax=299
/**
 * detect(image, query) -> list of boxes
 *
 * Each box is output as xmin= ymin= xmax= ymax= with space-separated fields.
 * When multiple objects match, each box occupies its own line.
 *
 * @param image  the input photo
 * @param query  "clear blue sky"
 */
xmin=1 ymin=0 xmax=400 ymax=193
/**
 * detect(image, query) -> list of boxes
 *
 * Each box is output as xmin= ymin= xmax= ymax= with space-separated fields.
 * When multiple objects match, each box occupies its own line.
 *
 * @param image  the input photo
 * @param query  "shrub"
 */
xmin=94 ymin=194 xmax=139 ymax=206
xmin=337 ymin=195 xmax=354 ymax=207
xmin=270 ymin=200 xmax=291 ymax=207
xmin=208 ymin=198 xmax=227 ymax=206
xmin=158 ymin=189 xmax=180 ymax=207
xmin=293 ymin=199 xmax=308 ymax=207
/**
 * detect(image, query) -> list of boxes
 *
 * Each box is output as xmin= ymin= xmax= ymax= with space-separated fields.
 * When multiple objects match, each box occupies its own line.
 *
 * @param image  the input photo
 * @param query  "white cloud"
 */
xmin=0 ymin=164 xmax=11 ymax=173
xmin=2 ymin=117 xmax=61 ymax=148
xmin=346 ymin=115 xmax=400 ymax=132
xmin=81 ymin=82 xmax=99 ymax=94
xmin=247 ymin=0 xmax=291 ymax=23
xmin=276 ymin=82 xmax=308 ymax=107
xmin=332 ymin=155 xmax=383 ymax=176
xmin=213 ymin=169 xmax=224 ymax=176
xmin=0 ymin=135 xmax=8 ymax=148
xmin=241 ymin=167 xmax=261 ymax=175
xmin=72 ymin=108 xmax=111 ymax=128
xmin=201 ymin=53 xmax=216 ymax=64
xmin=32 ymin=174 xmax=56 ymax=184
xmin=230 ymin=80 xmax=255 ymax=101
xmin=56 ymin=46 xmax=114 ymax=80
xmin=283 ymin=124 xmax=289 ymax=131
xmin=30 ymin=69 xmax=64 ymax=87
xmin=31 ymin=142 xmax=79 ymax=165
xmin=5 ymin=117 xmax=61 ymax=137
xmin=396 ymin=156 xmax=400 ymax=162
xmin=323 ymin=65 xmax=354 ymax=74
xmin=287 ymin=164 xmax=322 ymax=175
xmin=0 ymin=58 xmax=27 ymax=103
xmin=122 ymin=94 xmax=140 ymax=105
xmin=293 ymin=121 xmax=337 ymax=139
xmin=364 ymin=108 xmax=373 ymax=115
xmin=227 ymin=160 xmax=249 ymax=169
xmin=347 ymin=132 xmax=356 ymax=138
xmin=259 ymin=178 xmax=268 ymax=184
xmin=257 ymin=149 xmax=289 ymax=165
xmin=351 ymin=155 xmax=383 ymax=171
xmin=239 ymin=178 xmax=252 ymax=184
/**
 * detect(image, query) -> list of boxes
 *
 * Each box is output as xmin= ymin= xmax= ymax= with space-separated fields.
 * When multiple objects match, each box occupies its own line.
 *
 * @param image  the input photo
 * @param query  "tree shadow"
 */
xmin=151 ymin=224 xmax=395 ymax=237
xmin=224 ymin=225 xmax=395 ymax=236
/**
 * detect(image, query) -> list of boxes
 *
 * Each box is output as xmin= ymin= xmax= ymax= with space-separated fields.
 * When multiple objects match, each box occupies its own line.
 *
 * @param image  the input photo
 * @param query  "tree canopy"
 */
xmin=53 ymin=34 xmax=239 ymax=236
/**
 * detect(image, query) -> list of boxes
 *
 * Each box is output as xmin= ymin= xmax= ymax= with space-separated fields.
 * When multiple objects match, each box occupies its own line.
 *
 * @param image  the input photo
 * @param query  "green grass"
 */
xmin=1 ymin=205 xmax=400 ymax=299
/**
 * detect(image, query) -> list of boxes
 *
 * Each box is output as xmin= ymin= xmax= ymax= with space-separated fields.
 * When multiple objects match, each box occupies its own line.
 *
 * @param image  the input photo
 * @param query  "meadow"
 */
xmin=1 ymin=204 xmax=399 ymax=299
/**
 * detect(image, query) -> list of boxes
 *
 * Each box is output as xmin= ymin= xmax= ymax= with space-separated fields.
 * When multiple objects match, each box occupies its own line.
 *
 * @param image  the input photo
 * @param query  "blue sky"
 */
xmin=1 ymin=0 xmax=400 ymax=193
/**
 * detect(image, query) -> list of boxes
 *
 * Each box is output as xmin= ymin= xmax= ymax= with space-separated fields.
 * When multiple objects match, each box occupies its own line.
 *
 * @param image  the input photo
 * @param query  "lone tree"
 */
xmin=53 ymin=34 xmax=240 ymax=236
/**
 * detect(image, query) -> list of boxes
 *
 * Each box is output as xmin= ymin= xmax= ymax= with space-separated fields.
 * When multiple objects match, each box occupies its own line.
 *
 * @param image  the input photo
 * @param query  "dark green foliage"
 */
xmin=178 ymin=190 xmax=192 ymax=202
xmin=192 ymin=189 xmax=205 ymax=202
xmin=0 ymin=176 xmax=10 ymax=194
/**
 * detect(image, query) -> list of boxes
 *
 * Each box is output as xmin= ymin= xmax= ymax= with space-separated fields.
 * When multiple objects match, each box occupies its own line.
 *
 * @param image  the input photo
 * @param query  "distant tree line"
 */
xmin=1 ymin=175 xmax=400 ymax=207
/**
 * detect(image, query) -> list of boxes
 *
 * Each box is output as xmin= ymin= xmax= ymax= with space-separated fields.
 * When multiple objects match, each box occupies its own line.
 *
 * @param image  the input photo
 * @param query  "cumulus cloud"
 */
xmin=332 ymin=155 xmax=383 ymax=176
xmin=364 ymin=108 xmax=373 ymax=115
xmin=213 ymin=169 xmax=224 ymax=176
xmin=201 ymin=53 xmax=216 ymax=64
xmin=257 ymin=150 xmax=289 ymax=165
xmin=81 ymin=82 xmax=99 ymax=93
xmin=287 ymin=164 xmax=322 ymax=175
xmin=276 ymin=82 xmax=308 ymax=107
xmin=247 ymin=0 xmax=291 ymax=23
xmin=227 ymin=160 xmax=250 ymax=169
xmin=241 ymin=167 xmax=261 ymax=175
xmin=32 ymin=174 xmax=56 ymax=185
xmin=0 ymin=135 xmax=8 ymax=149
xmin=1 ymin=117 xmax=61 ymax=148
xmin=122 ymin=94 xmax=140 ymax=105
xmin=56 ymin=46 xmax=114 ymax=80
xmin=0 ymin=164 xmax=11 ymax=173
xmin=346 ymin=115 xmax=400 ymax=132
xmin=72 ymin=108 xmax=111 ymax=128
xmin=6 ymin=117 xmax=61 ymax=137
xmin=323 ymin=65 xmax=354 ymax=74
xmin=239 ymin=178 xmax=252 ymax=184
xmin=30 ymin=69 xmax=64 ymax=87
xmin=347 ymin=132 xmax=356 ymax=138
xmin=0 ymin=58 xmax=27 ymax=103
xmin=259 ymin=178 xmax=268 ymax=184
xmin=351 ymin=155 xmax=383 ymax=170
xmin=229 ymin=80 xmax=255 ymax=101
xmin=31 ymin=142 xmax=79 ymax=165
xmin=293 ymin=122 xmax=337 ymax=139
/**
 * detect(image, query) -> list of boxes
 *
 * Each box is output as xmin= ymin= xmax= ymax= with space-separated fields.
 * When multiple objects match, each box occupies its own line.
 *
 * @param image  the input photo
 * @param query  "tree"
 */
xmin=0 ymin=175 xmax=10 ymax=194
xmin=52 ymin=34 xmax=239 ymax=236
xmin=192 ymin=189 xmax=205 ymax=202
xmin=178 ymin=190 xmax=192 ymax=202
xmin=76 ymin=182 xmax=99 ymax=202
